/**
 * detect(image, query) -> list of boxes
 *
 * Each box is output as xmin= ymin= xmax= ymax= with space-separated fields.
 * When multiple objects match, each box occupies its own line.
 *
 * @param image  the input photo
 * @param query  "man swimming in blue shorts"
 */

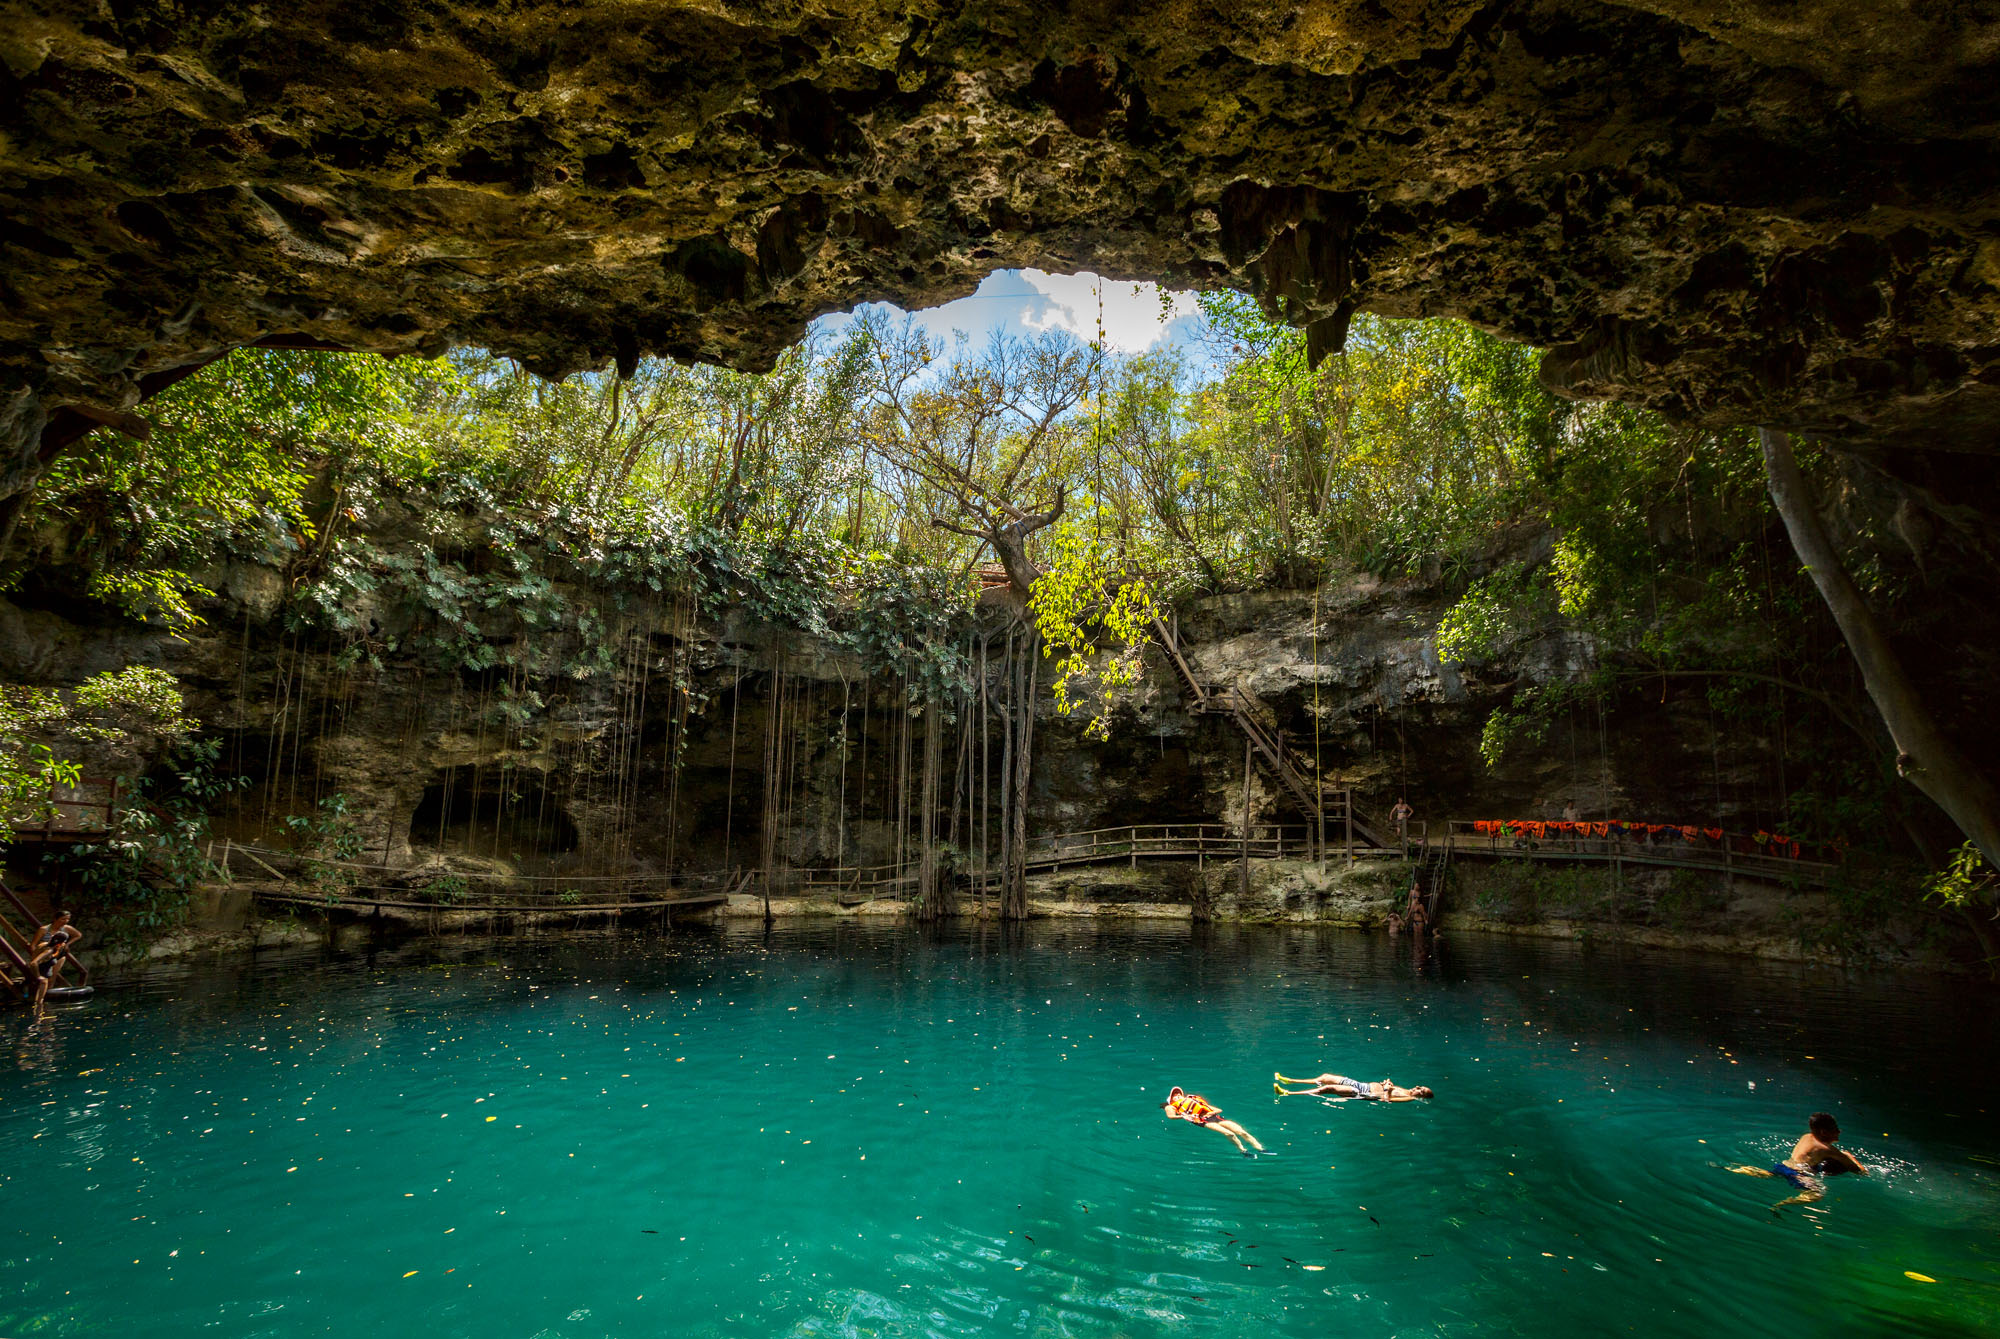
xmin=1730 ymin=1111 xmax=1869 ymax=1208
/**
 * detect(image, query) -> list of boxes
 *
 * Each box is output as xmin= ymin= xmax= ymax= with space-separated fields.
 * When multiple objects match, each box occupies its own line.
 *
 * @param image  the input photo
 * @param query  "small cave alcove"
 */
xmin=408 ymin=765 xmax=580 ymax=871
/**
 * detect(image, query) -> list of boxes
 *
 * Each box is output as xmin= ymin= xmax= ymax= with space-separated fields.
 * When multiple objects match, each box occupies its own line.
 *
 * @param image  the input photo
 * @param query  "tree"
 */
xmin=857 ymin=314 xmax=1102 ymax=916
xmin=25 ymin=348 xmax=444 ymax=630
xmin=1761 ymin=428 xmax=2000 ymax=885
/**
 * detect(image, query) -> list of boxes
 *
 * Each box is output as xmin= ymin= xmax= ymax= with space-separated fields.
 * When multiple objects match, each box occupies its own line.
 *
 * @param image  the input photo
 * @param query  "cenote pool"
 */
xmin=3 ymin=923 xmax=1995 ymax=1337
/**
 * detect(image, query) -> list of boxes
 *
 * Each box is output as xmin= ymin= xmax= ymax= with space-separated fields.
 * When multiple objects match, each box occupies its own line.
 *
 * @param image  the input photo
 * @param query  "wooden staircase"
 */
xmin=1152 ymin=614 xmax=1389 ymax=848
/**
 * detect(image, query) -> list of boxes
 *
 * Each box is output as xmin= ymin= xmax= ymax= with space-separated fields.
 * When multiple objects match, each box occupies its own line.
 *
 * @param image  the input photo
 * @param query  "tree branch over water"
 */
xmin=1761 ymin=426 xmax=2000 ymax=880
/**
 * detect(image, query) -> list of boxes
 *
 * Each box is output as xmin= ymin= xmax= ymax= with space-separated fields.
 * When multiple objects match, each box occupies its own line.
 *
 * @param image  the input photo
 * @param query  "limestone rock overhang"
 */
xmin=4 ymin=0 xmax=2000 ymax=492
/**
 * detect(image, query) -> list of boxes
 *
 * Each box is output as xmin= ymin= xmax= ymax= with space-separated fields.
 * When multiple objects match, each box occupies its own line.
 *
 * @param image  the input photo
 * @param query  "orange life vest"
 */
xmin=1169 ymin=1090 xmax=1220 ymax=1122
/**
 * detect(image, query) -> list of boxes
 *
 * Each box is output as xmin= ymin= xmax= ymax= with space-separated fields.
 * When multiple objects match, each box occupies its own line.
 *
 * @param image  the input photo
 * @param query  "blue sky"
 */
xmin=811 ymin=269 xmax=1205 ymax=357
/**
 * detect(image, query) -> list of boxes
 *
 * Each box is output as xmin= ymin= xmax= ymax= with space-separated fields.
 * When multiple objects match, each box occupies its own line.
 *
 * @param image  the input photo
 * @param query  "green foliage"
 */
xmin=16 ymin=298 xmax=1925 ymax=883
xmin=1926 ymin=841 xmax=1996 ymax=910
xmin=0 ymin=666 xmax=195 ymax=842
xmin=1030 ymin=522 xmax=1161 ymax=740
xmin=1476 ymin=678 xmax=1606 ymax=768
xmin=1434 ymin=563 xmax=1543 ymax=664
xmin=55 ymin=736 xmax=244 ymax=952
xmin=284 ymin=793 xmax=364 ymax=900
xmin=32 ymin=349 xmax=452 ymax=630
xmin=416 ymin=874 xmax=470 ymax=906
xmin=1143 ymin=295 xmax=1553 ymax=589
xmin=1653 ymin=870 xmax=1730 ymax=932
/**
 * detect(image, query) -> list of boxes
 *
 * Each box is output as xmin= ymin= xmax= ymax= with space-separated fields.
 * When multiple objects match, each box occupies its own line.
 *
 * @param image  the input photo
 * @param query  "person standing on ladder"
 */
xmin=24 ymin=911 xmax=81 ymax=1021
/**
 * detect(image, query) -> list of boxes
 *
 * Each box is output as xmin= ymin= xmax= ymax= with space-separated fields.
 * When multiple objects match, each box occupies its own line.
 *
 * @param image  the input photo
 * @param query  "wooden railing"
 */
xmin=5 ymin=777 xmax=122 ymax=843
xmin=224 ymin=818 xmax=1841 ymax=915
xmin=1443 ymin=820 xmax=1841 ymax=885
xmin=1026 ymin=822 xmax=1314 ymax=869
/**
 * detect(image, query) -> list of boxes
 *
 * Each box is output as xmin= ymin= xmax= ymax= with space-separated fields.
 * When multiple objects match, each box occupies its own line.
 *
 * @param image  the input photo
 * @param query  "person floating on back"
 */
xmin=25 ymin=910 xmax=81 ymax=1021
xmin=1162 ymin=1086 xmax=1266 ymax=1154
xmin=1273 ymin=1071 xmax=1434 ymax=1102
xmin=1729 ymin=1111 xmax=1869 ymax=1208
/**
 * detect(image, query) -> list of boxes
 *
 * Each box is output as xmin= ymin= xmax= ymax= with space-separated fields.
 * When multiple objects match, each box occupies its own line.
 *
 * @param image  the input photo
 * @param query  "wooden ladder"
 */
xmin=1410 ymin=835 xmax=1455 ymax=918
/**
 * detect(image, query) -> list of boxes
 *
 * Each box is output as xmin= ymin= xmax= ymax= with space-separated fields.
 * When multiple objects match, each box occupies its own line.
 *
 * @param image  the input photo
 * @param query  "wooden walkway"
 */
xmin=1443 ymin=821 xmax=1839 ymax=884
xmin=212 ymin=806 xmax=1843 ymax=920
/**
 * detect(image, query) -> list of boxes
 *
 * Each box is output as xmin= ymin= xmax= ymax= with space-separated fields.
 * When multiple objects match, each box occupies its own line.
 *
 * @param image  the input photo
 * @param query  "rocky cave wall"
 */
xmin=0 ymin=547 xmax=1846 ymax=884
xmin=8 ymin=0 xmax=2000 ymax=501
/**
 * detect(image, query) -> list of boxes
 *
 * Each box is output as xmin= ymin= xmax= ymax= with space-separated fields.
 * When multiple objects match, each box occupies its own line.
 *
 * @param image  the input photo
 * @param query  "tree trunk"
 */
xmin=985 ymin=487 xmax=1066 ymax=598
xmin=1761 ymin=428 xmax=2000 ymax=876
xmin=1003 ymin=631 xmax=1040 ymax=920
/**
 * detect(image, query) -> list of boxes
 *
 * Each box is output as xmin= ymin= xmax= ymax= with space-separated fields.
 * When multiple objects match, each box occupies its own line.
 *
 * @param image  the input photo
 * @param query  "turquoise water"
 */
xmin=3 ymin=923 xmax=1996 ymax=1337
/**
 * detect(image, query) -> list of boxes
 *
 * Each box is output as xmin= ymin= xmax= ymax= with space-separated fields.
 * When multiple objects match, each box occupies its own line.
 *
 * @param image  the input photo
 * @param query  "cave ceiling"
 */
xmin=5 ymin=0 xmax=2000 ymax=495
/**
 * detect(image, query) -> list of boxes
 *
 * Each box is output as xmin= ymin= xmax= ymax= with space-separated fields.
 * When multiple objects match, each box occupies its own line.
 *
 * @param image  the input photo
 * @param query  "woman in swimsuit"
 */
xmin=1273 ymin=1072 xmax=1433 ymax=1102
xmin=1162 ymin=1086 xmax=1266 ymax=1153
xmin=25 ymin=912 xmax=80 ymax=1020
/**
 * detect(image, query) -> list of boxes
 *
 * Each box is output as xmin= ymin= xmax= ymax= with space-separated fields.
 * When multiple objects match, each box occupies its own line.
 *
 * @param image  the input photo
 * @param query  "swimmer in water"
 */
xmin=1272 ymin=1072 xmax=1434 ymax=1102
xmin=1729 ymin=1111 xmax=1869 ymax=1208
xmin=1162 ymin=1086 xmax=1266 ymax=1154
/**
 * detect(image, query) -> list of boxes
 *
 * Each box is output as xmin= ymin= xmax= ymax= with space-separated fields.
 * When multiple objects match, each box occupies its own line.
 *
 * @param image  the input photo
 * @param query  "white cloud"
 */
xmin=1015 ymin=269 xmax=1199 ymax=353
xmin=812 ymin=268 xmax=1200 ymax=356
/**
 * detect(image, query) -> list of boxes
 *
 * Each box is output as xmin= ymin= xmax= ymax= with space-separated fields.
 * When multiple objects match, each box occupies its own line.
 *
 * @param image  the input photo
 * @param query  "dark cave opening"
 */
xmin=408 ymin=764 xmax=580 ymax=866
